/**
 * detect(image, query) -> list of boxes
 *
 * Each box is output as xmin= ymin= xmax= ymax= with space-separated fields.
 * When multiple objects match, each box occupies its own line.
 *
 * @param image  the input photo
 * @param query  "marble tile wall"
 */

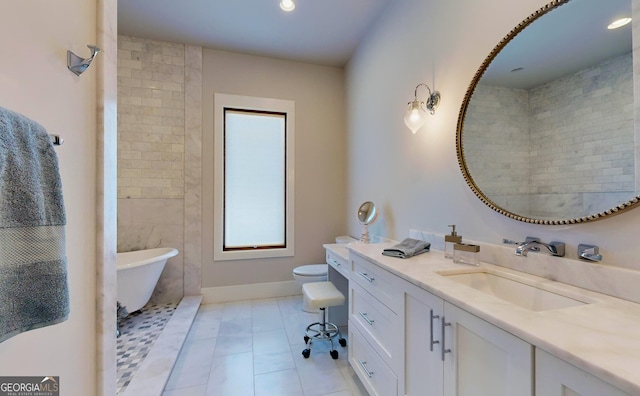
xmin=634 ymin=1 xmax=640 ymax=192
xmin=117 ymin=35 xmax=185 ymax=199
xmin=117 ymin=35 xmax=203 ymax=304
xmin=466 ymin=53 xmax=634 ymax=218
xmin=464 ymin=84 xmax=531 ymax=199
xmin=97 ymin=1 xmax=119 ymax=394
xmin=118 ymin=198 xmax=184 ymax=303
xmin=529 ymin=52 xmax=634 ymax=195
xmin=183 ymin=45 xmax=203 ymax=296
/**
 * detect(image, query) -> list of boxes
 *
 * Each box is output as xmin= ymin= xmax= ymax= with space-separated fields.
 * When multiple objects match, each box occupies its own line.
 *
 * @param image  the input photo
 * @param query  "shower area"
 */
xmin=115 ymin=35 xmax=204 ymax=394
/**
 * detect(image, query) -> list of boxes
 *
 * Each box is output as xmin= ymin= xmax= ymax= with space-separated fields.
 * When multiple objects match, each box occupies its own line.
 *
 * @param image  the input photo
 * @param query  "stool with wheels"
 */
xmin=301 ymin=281 xmax=347 ymax=359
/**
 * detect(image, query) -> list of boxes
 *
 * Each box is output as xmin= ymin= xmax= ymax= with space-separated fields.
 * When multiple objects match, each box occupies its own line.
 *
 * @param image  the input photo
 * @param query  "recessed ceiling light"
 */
xmin=607 ymin=17 xmax=631 ymax=30
xmin=280 ymin=0 xmax=295 ymax=12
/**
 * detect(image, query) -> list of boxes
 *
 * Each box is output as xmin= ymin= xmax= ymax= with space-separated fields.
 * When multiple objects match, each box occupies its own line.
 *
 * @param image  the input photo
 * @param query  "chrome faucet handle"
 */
xmin=547 ymin=241 xmax=565 ymax=257
xmin=578 ymin=244 xmax=602 ymax=262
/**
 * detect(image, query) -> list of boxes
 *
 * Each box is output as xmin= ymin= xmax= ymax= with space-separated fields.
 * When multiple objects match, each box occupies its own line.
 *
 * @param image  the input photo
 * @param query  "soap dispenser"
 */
xmin=444 ymin=225 xmax=462 ymax=259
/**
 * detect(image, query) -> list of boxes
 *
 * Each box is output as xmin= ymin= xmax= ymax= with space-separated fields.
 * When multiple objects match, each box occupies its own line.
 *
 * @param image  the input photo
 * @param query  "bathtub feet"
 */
xmin=117 ymin=301 xmax=129 ymax=337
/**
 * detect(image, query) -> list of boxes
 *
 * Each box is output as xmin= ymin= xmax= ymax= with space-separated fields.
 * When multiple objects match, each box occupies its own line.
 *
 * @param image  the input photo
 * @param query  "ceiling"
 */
xmin=118 ymin=0 xmax=393 ymax=67
xmin=481 ymin=0 xmax=632 ymax=90
xmin=118 ymin=0 xmax=633 ymax=85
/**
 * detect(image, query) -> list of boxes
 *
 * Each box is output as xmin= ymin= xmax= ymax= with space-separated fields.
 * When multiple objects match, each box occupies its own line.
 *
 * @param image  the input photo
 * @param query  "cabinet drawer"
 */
xmin=350 ymin=281 xmax=398 ymax=366
xmin=351 ymin=254 xmax=401 ymax=313
xmin=349 ymin=324 xmax=398 ymax=396
xmin=326 ymin=250 xmax=349 ymax=279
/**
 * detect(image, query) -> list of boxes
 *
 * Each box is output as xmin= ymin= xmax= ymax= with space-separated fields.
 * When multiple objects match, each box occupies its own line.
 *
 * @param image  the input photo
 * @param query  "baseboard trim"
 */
xmin=201 ymin=280 xmax=301 ymax=304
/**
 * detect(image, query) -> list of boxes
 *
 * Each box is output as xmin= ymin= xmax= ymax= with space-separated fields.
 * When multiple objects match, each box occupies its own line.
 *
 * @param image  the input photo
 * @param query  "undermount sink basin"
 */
xmin=437 ymin=268 xmax=594 ymax=311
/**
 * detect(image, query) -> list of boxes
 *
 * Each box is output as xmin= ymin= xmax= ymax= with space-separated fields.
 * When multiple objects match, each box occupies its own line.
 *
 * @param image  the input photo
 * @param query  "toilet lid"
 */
xmin=293 ymin=264 xmax=328 ymax=276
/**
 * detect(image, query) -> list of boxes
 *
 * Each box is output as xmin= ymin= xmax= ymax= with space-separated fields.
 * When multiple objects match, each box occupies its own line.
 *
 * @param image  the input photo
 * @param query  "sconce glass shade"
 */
xmin=280 ymin=0 xmax=295 ymax=11
xmin=404 ymin=84 xmax=441 ymax=133
xmin=404 ymin=100 xmax=428 ymax=134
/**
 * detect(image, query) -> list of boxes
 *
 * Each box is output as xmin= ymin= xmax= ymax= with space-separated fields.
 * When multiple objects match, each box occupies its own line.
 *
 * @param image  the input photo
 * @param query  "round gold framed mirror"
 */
xmin=456 ymin=0 xmax=639 ymax=225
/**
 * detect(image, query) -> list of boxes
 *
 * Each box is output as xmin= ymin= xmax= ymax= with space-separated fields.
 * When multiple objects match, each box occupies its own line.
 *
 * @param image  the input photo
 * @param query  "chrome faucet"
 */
xmin=515 ymin=238 xmax=565 ymax=257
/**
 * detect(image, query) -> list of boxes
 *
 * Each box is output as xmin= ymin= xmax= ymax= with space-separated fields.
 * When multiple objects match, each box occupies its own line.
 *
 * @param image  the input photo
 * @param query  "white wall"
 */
xmin=0 ymin=1 xmax=100 ymax=394
xmin=346 ymin=0 xmax=640 ymax=270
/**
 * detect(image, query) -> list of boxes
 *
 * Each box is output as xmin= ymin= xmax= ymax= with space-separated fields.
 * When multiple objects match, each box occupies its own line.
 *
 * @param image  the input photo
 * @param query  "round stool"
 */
xmin=301 ymin=281 xmax=347 ymax=359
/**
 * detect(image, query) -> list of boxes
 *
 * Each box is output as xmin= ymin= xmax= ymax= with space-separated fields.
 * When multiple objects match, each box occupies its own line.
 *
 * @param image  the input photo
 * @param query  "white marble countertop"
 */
xmin=323 ymin=243 xmax=349 ymax=260
xmin=346 ymin=241 xmax=640 ymax=395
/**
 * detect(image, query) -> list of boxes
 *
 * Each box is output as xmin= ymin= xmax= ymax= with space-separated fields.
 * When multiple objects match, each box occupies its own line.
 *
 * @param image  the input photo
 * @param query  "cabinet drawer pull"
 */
xmin=358 ymin=359 xmax=374 ymax=378
xmin=359 ymin=311 xmax=375 ymax=326
xmin=430 ymin=309 xmax=440 ymax=351
xmin=441 ymin=316 xmax=451 ymax=361
xmin=358 ymin=272 xmax=375 ymax=283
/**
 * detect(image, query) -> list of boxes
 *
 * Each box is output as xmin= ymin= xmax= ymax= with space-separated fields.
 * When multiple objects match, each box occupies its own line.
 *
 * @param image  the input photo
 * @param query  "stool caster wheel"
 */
xmin=302 ymin=349 xmax=310 ymax=358
xmin=330 ymin=350 xmax=339 ymax=359
xmin=304 ymin=335 xmax=310 ymax=344
xmin=339 ymin=338 xmax=347 ymax=347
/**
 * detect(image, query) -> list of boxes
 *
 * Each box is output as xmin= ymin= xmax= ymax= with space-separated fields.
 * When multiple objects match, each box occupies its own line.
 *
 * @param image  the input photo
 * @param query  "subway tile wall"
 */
xmin=529 ymin=52 xmax=634 ymax=195
xmin=117 ymin=35 xmax=190 ymax=304
xmin=117 ymin=35 xmax=185 ymax=199
xmin=464 ymin=52 xmax=634 ymax=219
xmin=465 ymin=85 xmax=532 ymax=215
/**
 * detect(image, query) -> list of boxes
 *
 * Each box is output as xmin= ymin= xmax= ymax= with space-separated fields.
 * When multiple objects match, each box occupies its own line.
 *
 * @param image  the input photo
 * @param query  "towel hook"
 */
xmin=67 ymin=45 xmax=100 ymax=76
xmin=49 ymin=134 xmax=64 ymax=146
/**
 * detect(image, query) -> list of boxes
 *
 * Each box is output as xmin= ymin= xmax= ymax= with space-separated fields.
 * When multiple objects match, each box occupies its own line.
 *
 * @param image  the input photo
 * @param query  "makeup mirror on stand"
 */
xmin=357 ymin=201 xmax=378 ymax=243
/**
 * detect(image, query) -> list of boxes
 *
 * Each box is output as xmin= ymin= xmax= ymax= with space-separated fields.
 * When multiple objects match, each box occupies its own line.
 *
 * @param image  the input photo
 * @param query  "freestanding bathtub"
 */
xmin=116 ymin=247 xmax=179 ymax=313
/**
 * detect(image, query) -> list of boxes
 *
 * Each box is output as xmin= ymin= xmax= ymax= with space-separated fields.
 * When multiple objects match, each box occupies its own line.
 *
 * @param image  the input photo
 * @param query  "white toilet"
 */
xmin=292 ymin=235 xmax=355 ymax=286
xmin=293 ymin=264 xmax=329 ymax=285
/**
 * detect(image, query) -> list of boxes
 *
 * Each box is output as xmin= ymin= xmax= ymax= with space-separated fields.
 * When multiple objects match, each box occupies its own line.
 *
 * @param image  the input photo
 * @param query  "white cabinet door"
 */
xmin=443 ymin=302 xmax=533 ymax=396
xmin=404 ymin=282 xmax=444 ymax=396
xmin=536 ymin=349 xmax=629 ymax=396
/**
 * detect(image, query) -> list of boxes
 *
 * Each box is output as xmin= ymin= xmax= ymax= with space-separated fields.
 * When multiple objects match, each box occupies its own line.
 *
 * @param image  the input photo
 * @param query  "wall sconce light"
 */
xmin=280 ymin=0 xmax=295 ymax=11
xmin=404 ymin=83 xmax=441 ymax=134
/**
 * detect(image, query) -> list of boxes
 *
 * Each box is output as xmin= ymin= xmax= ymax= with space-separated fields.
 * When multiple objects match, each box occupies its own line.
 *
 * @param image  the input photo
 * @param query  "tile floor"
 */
xmin=117 ymin=301 xmax=179 ymax=394
xmin=162 ymin=296 xmax=368 ymax=396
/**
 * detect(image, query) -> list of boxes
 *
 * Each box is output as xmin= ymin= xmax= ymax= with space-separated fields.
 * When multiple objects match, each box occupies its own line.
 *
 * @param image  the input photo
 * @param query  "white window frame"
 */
xmin=213 ymin=93 xmax=295 ymax=261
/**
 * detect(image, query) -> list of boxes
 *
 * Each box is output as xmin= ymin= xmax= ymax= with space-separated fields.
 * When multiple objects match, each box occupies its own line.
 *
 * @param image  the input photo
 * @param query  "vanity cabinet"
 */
xmin=535 ymin=349 xmax=629 ymax=396
xmin=348 ymin=253 xmax=403 ymax=396
xmin=349 ymin=252 xmax=533 ymax=396
xmin=348 ymin=247 xmax=639 ymax=396
xmin=404 ymin=279 xmax=533 ymax=396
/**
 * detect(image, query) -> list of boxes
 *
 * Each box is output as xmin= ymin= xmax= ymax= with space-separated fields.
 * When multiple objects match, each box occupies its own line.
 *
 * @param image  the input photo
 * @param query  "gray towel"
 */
xmin=382 ymin=238 xmax=431 ymax=259
xmin=0 ymin=106 xmax=69 ymax=343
